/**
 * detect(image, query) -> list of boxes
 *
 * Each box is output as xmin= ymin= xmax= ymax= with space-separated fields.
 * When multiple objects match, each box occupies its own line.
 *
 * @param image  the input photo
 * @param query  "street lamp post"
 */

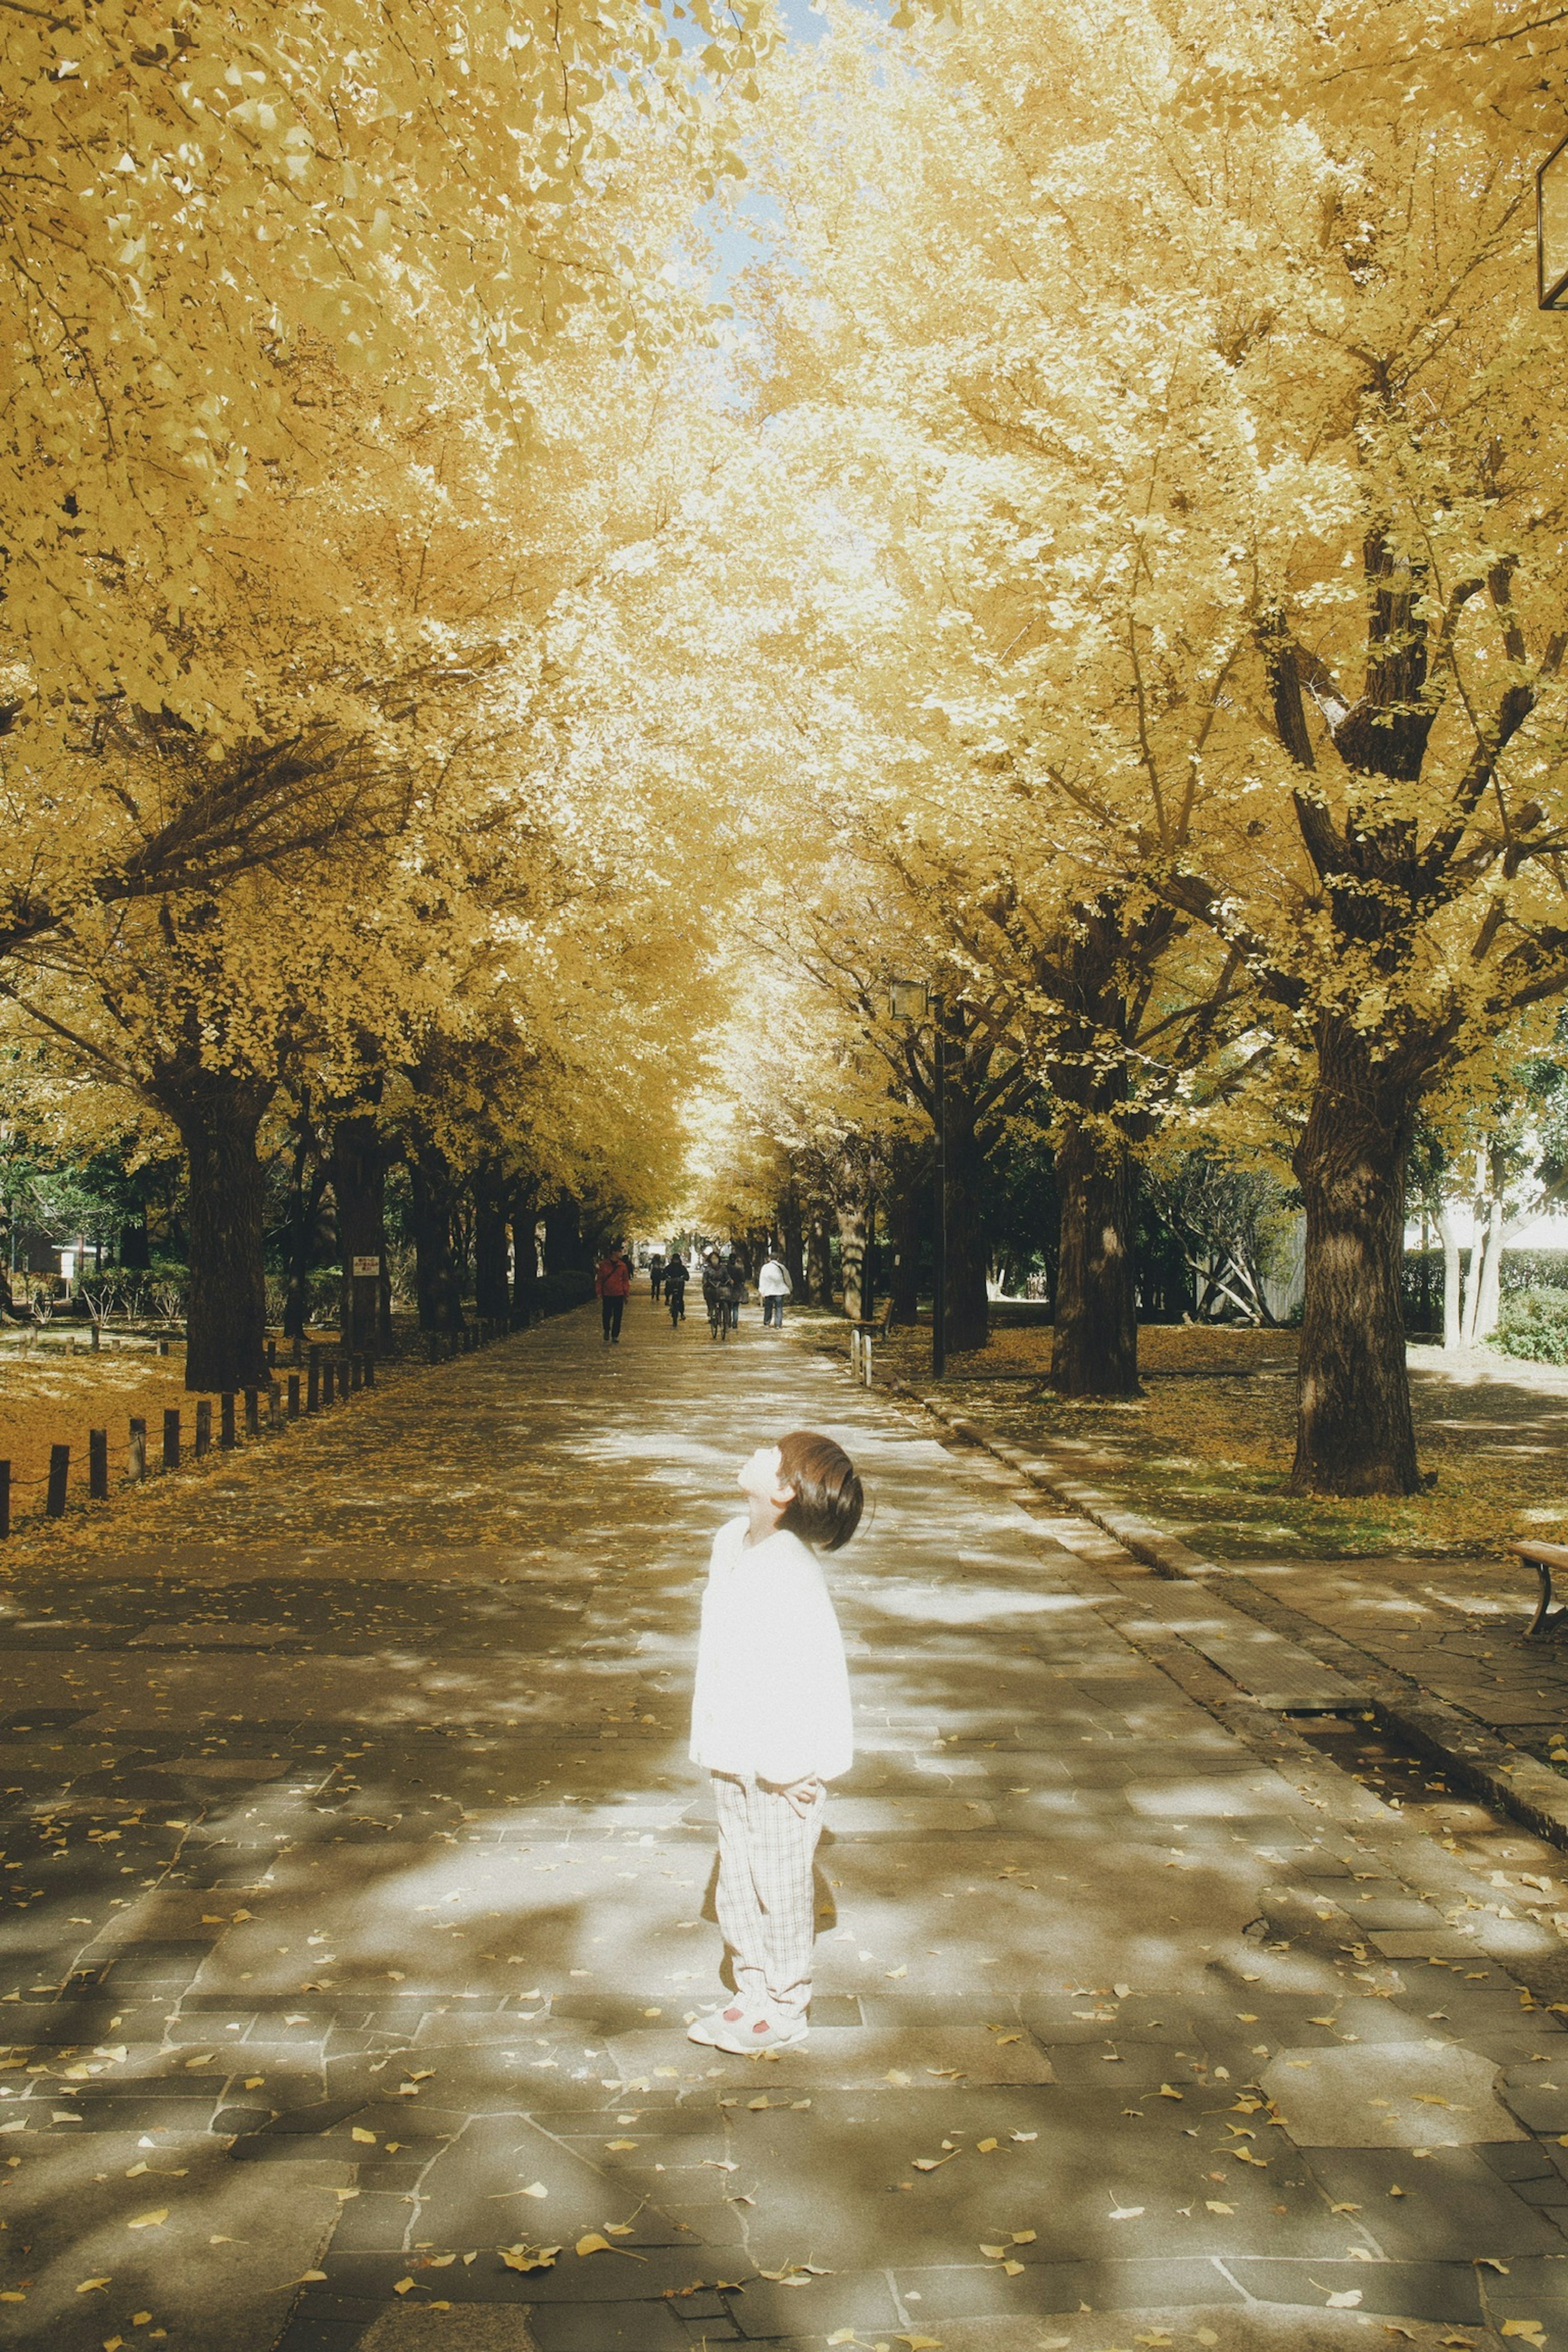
xmin=1539 ymin=132 xmax=1568 ymax=309
xmin=889 ymin=980 xmax=947 ymax=1379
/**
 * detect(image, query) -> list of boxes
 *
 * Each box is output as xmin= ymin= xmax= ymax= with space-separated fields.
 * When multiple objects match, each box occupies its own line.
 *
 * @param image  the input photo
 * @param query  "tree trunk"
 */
xmin=1464 ymin=1159 xmax=1506 ymax=1345
xmin=149 ymin=1059 xmax=274 ymax=1393
xmin=1290 ymin=1029 xmax=1420 ymax=1495
xmin=330 ymin=1114 xmax=389 ymax=1354
xmin=862 ymin=1188 xmax=877 ymax=1321
xmin=1051 ymin=1113 xmax=1138 ymax=1396
xmin=510 ymin=1186 xmax=540 ymax=1324
xmin=1436 ymin=1203 xmax=1463 ymax=1352
xmin=542 ymin=1190 xmax=582 ymax=1274
xmin=473 ymin=1167 xmax=511 ymax=1324
xmin=779 ymin=1183 xmax=805 ymax=1294
xmin=408 ymin=1145 xmax=465 ymax=1334
xmin=282 ymin=1115 xmax=326 ymax=1343
xmin=887 ymin=1152 xmax=924 ymax=1325
xmin=837 ymin=1197 xmax=866 ymax=1321
xmin=808 ymin=1217 xmax=833 ymax=1307
xmin=943 ymin=1103 xmax=990 ymax=1352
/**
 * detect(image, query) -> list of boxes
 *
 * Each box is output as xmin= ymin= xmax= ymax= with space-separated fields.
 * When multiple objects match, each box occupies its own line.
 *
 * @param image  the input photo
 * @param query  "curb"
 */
xmin=886 ymin=1374 xmax=1568 ymax=1862
xmin=888 ymin=1380 xmax=1221 ymax=1579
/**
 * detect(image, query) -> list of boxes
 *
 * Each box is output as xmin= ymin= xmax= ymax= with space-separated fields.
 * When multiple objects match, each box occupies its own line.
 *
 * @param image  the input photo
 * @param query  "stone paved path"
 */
xmin=0 ymin=1304 xmax=1566 ymax=2351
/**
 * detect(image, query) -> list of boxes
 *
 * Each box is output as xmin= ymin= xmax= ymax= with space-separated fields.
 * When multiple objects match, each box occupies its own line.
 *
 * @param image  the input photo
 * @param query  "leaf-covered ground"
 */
xmin=822 ymin=1316 xmax=1568 ymax=1559
xmin=0 ymin=1328 xmax=354 ymax=1531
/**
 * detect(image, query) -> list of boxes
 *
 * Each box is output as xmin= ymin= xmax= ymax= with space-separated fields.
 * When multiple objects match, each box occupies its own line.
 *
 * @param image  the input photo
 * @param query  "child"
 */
xmin=687 ymin=1429 xmax=863 ymax=2054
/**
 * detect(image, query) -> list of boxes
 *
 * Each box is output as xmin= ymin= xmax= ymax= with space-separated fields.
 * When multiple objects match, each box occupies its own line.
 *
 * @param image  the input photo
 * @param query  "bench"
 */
xmin=1507 ymin=1540 xmax=1568 ymax=1639
xmin=848 ymin=1301 xmax=897 ymax=1385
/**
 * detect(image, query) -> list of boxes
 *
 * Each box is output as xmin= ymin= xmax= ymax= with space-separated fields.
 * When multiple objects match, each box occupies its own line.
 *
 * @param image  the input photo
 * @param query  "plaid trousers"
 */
xmin=711 ymin=1769 xmax=826 ymax=2023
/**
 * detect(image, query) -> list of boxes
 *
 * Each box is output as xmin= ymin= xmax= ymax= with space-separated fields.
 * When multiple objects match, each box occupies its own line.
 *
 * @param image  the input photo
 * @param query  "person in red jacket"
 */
xmin=595 ymin=1247 xmax=632 ymax=1345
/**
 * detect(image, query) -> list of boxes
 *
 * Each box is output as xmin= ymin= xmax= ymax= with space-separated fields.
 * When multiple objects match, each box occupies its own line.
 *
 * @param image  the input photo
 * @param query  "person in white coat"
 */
xmin=756 ymin=1247 xmax=794 ymax=1329
xmin=687 ymin=1429 xmax=864 ymax=2054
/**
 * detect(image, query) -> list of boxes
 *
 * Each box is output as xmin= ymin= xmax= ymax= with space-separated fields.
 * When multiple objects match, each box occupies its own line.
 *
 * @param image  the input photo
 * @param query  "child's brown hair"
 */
xmin=776 ymin=1430 xmax=863 ymax=1552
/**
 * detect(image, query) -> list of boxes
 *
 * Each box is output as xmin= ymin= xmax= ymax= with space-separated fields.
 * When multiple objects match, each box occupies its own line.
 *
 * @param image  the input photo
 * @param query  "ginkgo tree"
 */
xmin=0 ymin=0 xmax=766 ymax=719
xmin=708 ymin=0 xmax=1568 ymax=1491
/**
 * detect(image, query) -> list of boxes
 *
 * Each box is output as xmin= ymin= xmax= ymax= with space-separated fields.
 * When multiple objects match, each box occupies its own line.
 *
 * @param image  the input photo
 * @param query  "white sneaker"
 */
xmin=708 ymin=2007 xmax=808 ymax=2056
xmin=687 ymin=2001 xmax=753 ymax=2047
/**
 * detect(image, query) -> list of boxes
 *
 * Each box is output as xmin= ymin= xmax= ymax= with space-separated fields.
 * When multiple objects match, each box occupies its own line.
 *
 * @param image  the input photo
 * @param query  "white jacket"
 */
xmin=757 ymin=1257 xmax=793 ymax=1296
xmin=689 ymin=1517 xmax=853 ymax=1783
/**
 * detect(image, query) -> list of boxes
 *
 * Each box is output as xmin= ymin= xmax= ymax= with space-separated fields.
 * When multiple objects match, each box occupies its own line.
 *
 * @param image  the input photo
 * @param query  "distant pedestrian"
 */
xmin=650 ymin=1251 xmax=666 ymax=1302
xmin=596 ymin=1247 xmax=632 ymax=1345
xmin=757 ymin=1247 xmax=793 ymax=1330
xmin=687 ymin=1430 xmax=864 ymax=2054
xmin=716 ymin=1252 xmax=747 ymax=1339
xmin=702 ymin=1250 xmax=724 ymax=1339
xmin=664 ymin=1251 xmax=689 ymax=1327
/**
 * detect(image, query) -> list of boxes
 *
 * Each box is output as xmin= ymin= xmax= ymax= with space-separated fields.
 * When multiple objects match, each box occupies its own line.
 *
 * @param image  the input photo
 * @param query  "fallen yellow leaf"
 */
xmin=126 ymin=2211 xmax=167 ymax=2231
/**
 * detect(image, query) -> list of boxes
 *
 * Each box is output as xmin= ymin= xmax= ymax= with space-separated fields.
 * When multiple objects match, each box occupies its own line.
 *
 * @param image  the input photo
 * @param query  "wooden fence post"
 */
xmin=128 ymin=1418 xmax=147 ymax=1481
xmin=163 ymin=1410 xmax=181 ymax=1472
xmin=363 ymin=1354 xmax=376 ymax=1389
xmin=89 ymin=1429 xmax=108 ymax=1501
xmin=46 ymin=1445 xmax=69 ymax=1517
xmin=266 ymin=1338 xmax=277 ymax=1369
xmin=244 ymin=1389 xmax=260 ymax=1437
xmin=195 ymin=1400 xmax=212 ymax=1458
xmin=267 ymin=1381 xmax=281 ymax=1430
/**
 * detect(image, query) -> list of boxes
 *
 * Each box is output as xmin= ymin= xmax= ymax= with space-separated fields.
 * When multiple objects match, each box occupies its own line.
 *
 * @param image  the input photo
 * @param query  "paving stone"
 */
xmin=604 ymin=2025 xmax=1053 ymax=2087
xmin=1261 ymin=2040 xmax=1528 ymax=2144
xmin=521 ymin=2308 xmax=689 ymax=2351
xmin=894 ymin=2256 xmax=1248 ymax=2316
xmin=356 ymin=2312 xmax=541 ymax=2349
xmin=1222 ymin=2256 xmax=1484 ymax=2322
xmin=1496 ymin=2080 xmax=1568 ymax=2132
xmin=1302 ymin=2144 xmax=1568 ymax=2254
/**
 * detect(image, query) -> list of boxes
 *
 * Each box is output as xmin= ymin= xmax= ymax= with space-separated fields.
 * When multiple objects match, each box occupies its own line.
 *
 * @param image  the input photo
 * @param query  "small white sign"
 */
xmin=351 ymin=1256 xmax=381 ymax=1278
